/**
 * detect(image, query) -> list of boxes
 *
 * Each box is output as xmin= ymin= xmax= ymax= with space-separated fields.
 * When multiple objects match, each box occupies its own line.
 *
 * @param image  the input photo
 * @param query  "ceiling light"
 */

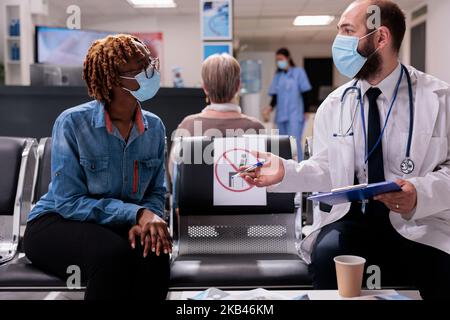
xmin=293 ymin=15 xmax=335 ymax=26
xmin=126 ymin=0 xmax=176 ymax=8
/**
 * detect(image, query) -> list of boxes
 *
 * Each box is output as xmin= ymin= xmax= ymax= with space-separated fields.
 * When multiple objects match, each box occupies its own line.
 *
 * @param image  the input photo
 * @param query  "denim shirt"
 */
xmin=28 ymin=100 xmax=166 ymax=226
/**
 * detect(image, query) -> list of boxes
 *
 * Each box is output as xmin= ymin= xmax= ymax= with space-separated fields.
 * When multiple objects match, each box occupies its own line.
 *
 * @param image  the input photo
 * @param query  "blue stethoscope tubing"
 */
xmin=334 ymin=64 xmax=415 ymax=174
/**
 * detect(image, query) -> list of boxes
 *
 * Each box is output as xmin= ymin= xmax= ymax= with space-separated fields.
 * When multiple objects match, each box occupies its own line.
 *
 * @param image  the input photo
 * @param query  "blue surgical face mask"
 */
xmin=120 ymin=65 xmax=161 ymax=102
xmin=332 ymin=29 xmax=379 ymax=79
xmin=277 ymin=60 xmax=289 ymax=70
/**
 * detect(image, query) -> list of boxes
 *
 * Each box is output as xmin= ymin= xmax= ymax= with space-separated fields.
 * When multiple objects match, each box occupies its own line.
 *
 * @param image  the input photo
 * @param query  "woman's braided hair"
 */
xmin=83 ymin=34 xmax=146 ymax=103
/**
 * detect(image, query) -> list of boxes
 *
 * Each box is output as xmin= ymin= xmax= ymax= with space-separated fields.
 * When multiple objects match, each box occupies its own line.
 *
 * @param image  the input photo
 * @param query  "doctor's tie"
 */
xmin=365 ymin=87 xmax=388 ymax=215
xmin=366 ymin=87 xmax=384 ymax=183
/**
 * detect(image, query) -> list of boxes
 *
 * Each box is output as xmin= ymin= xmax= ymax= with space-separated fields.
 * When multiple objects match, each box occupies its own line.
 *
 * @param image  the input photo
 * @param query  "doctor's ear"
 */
xmin=376 ymin=26 xmax=391 ymax=51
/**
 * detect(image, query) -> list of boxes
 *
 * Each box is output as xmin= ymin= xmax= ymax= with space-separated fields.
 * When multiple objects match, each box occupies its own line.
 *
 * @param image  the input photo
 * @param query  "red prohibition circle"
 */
xmin=214 ymin=148 xmax=260 ymax=193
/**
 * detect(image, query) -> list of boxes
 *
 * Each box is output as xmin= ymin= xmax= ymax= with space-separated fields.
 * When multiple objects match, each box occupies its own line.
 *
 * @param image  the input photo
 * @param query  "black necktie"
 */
xmin=365 ymin=87 xmax=389 ymax=216
xmin=366 ymin=87 xmax=384 ymax=183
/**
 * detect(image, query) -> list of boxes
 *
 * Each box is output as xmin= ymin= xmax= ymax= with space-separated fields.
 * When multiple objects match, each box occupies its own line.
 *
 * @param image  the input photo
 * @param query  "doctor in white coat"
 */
xmin=241 ymin=0 xmax=450 ymax=300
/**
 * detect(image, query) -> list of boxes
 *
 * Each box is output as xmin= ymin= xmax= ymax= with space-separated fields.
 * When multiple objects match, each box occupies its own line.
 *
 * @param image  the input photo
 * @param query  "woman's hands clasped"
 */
xmin=129 ymin=209 xmax=172 ymax=258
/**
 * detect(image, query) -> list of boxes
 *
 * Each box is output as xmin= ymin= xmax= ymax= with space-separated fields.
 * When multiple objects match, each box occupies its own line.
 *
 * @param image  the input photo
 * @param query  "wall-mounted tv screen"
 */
xmin=36 ymin=26 xmax=113 ymax=66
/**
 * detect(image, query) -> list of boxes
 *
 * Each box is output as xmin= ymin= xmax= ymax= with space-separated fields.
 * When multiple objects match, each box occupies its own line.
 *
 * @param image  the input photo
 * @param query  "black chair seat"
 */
xmin=0 ymin=257 xmax=82 ymax=290
xmin=170 ymin=254 xmax=312 ymax=290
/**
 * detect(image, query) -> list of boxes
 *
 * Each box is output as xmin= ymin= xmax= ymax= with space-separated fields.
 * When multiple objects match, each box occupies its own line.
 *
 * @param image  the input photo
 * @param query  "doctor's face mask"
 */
xmin=332 ymin=29 xmax=380 ymax=79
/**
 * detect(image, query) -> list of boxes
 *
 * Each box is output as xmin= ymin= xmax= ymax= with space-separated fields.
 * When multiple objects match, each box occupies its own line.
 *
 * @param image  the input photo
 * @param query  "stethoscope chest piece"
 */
xmin=401 ymin=158 xmax=415 ymax=175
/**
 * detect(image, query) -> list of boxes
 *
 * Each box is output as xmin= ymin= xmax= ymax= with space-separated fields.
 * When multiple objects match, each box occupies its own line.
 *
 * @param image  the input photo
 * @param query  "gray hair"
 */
xmin=202 ymin=53 xmax=240 ymax=103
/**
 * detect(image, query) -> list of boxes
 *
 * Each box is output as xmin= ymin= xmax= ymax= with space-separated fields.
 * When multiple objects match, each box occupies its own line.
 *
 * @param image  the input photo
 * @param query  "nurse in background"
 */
xmin=263 ymin=48 xmax=312 ymax=160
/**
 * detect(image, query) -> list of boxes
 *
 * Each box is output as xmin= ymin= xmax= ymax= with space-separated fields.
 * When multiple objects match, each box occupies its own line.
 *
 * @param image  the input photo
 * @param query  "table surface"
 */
xmin=167 ymin=289 xmax=422 ymax=300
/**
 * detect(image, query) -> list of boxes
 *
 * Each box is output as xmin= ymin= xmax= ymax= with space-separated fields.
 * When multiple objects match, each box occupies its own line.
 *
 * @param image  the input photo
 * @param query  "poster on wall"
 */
xmin=131 ymin=32 xmax=164 ymax=60
xmin=200 ymin=0 xmax=233 ymax=40
xmin=132 ymin=32 xmax=164 ymax=82
xmin=203 ymin=42 xmax=233 ymax=60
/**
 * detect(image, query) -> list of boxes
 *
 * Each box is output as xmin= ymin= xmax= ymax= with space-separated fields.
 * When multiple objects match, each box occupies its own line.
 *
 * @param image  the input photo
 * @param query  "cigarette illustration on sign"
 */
xmin=215 ymin=148 xmax=252 ymax=192
xmin=213 ymin=137 xmax=267 ymax=206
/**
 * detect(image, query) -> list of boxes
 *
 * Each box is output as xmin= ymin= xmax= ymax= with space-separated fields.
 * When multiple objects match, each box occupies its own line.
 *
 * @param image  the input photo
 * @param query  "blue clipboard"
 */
xmin=307 ymin=181 xmax=402 ymax=206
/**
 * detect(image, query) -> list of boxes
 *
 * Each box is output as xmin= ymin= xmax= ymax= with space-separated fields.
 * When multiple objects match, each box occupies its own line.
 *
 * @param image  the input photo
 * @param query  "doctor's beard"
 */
xmin=355 ymin=38 xmax=382 ymax=81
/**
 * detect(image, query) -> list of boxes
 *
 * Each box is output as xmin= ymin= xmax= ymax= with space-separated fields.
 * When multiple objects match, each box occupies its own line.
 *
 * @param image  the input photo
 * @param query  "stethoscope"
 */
xmin=333 ymin=64 xmax=415 ymax=175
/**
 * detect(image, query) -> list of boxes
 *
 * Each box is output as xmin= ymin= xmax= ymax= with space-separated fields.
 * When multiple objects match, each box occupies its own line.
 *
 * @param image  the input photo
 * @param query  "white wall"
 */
xmin=426 ymin=0 xmax=450 ymax=84
xmin=399 ymin=0 xmax=450 ymax=84
xmin=399 ymin=5 xmax=412 ymax=66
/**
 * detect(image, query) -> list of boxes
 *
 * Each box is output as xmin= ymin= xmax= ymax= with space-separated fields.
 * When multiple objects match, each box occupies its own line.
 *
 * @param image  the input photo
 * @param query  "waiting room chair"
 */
xmin=0 ymin=136 xmax=171 ymax=292
xmin=32 ymin=138 xmax=52 ymax=206
xmin=0 ymin=137 xmax=75 ymax=291
xmin=0 ymin=137 xmax=37 ymax=265
xmin=18 ymin=138 xmax=52 ymax=233
xmin=169 ymin=135 xmax=312 ymax=290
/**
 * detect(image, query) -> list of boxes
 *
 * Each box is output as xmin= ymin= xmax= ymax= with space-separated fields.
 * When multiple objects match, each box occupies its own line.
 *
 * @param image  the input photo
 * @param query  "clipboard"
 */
xmin=307 ymin=181 xmax=402 ymax=206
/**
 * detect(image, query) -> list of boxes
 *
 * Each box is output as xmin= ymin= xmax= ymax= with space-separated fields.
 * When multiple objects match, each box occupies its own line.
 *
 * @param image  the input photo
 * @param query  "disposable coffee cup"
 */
xmin=334 ymin=255 xmax=366 ymax=298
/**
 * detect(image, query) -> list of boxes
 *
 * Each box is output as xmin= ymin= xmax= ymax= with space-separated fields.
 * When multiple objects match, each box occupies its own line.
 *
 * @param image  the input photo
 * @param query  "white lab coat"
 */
xmin=269 ymin=65 xmax=450 ymax=263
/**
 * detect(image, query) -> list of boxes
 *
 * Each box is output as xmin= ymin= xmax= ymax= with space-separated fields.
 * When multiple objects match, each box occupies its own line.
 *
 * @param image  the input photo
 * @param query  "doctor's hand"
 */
xmin=373 ymin=179 xmax=417 ymax=215
xmin=239 ymin=151 xmax=285 ymax=188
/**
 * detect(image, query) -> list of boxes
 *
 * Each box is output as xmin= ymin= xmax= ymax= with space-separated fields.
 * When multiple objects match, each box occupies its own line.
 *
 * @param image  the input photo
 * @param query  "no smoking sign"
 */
xmin=214 ymin=148 xmax=260 ymax=193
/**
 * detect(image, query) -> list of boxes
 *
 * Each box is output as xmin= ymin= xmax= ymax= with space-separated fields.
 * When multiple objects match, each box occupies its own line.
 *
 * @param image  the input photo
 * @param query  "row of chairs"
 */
xmin=0 ymin=137 xmax=64 ymax=290
xmin=0 ymin=135 xmax=312 ymax=292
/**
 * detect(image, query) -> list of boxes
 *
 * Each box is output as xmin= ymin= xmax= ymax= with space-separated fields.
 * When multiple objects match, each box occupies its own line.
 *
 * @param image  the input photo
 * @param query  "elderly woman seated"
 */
xmin=169 ymin=53 xmax=265 ymax=179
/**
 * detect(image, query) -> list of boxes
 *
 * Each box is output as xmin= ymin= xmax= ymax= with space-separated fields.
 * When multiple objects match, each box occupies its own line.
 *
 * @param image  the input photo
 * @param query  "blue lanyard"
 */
xmin=359 ymin=66 xmax=405 ymax=163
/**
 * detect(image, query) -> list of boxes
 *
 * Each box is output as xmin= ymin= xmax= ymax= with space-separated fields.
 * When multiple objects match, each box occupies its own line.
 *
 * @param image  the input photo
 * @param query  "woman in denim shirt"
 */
xmin=24 ymin=34 xmax=172 ymax=300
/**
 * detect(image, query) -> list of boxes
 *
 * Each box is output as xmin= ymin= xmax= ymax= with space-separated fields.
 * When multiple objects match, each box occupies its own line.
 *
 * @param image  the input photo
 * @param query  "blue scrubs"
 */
xmin=269 ymin=66 xmax=312 ymax=161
